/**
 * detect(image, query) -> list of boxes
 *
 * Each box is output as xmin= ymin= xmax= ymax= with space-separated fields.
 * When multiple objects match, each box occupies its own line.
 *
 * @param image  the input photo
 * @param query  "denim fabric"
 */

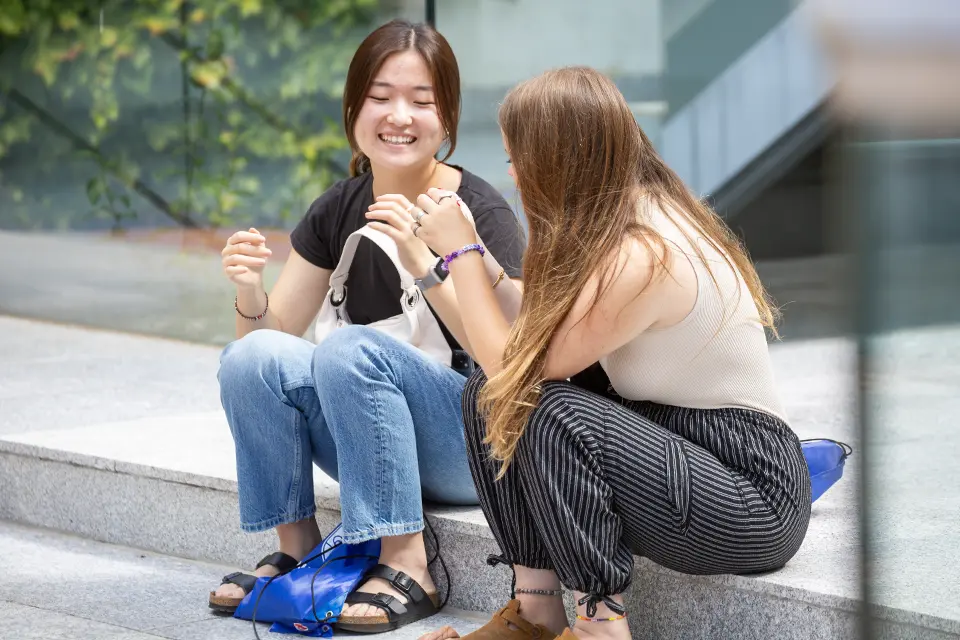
xmin=218 ymin=325 xmax=477 ymax=543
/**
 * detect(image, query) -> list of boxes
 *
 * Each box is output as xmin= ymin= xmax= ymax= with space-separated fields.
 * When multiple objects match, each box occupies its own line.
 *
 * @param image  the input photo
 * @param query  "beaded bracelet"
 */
xmin=441 ymin=243 xmax=485 ymax=273
xmin=235 ymin=292 xmax=269 ymax=321
xmin=576 ymin=614 xmax=627 ymax=623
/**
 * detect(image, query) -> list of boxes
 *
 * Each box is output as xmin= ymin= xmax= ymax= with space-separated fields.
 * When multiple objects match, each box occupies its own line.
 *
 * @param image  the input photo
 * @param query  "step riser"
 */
xmin=0 ymin=451 xmax=947 ymax=640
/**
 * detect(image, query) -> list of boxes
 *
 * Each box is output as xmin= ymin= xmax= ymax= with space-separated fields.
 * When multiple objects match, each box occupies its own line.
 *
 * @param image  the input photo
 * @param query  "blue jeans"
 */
xmin=218 ymin=325 xmax=478 ymax=544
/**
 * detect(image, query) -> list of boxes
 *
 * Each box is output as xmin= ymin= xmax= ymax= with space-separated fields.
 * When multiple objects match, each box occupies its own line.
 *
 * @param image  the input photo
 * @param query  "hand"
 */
xmin=365 ymin=194 xmax=437 ymax=278
xmin=414 ymin=188 xmax=479 ymax=258
xmin=221 ymin=227 xmax=272 ymax=289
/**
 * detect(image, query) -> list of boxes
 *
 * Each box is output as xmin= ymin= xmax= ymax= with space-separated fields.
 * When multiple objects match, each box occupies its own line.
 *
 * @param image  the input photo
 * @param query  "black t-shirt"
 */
xmin=290 ymin=166 xmax=526 ymax=351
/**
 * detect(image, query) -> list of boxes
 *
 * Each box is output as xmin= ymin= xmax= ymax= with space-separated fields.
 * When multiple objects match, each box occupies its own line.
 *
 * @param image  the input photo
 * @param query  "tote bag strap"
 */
xmin=328 ymin=226 xmax=415 ymax=304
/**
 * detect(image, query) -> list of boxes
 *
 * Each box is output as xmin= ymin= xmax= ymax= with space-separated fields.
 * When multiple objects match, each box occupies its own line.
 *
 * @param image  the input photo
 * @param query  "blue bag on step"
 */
xmin=233 ymin=523 xmax=380 ymax=638
xmin=801 ymin=439 xmax=853 ymax=503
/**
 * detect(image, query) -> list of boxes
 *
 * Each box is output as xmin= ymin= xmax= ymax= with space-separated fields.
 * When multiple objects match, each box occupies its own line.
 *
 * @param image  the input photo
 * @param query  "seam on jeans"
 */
xmin=341 ymin=519 xmax=424 ymax=545
xmin=280 ymin=377 xmax=314 ymax=394
xmin=241 ymin=505 xmax=318 ymax=533
xmin=288 ymin=403 xmax=305 ymax=517
xmin=372 ymin=373 xmax=387 ymax=523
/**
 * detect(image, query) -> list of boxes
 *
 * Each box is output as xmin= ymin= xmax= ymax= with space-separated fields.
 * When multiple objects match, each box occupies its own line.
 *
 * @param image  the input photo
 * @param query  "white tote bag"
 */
xmin=312 ymin=191 xmax=473 ymax=367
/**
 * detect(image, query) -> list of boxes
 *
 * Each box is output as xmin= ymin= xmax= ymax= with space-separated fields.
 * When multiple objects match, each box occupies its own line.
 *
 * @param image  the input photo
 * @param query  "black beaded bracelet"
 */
xmin=515 ymin=587 xmax=563 ymax=597
xmin=235 ymin=292 xmax=269 ymax=321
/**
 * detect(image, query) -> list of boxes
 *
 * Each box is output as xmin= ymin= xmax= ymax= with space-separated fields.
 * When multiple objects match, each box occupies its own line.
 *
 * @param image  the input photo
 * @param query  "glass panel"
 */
xmin=0 ymin=0 xmax=422 ymax=344
xmin=440 ymin=0 xmax=839 ymax=342
xmin=848 ymin=133 xmax=960 ymax=637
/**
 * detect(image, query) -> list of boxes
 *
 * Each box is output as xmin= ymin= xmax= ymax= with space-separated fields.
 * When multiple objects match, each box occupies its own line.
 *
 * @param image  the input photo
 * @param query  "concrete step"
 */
xmin=0 ymin=519 xmax=488 ymax=640
xmin=2 ymin=315 xmax=959 ymax=639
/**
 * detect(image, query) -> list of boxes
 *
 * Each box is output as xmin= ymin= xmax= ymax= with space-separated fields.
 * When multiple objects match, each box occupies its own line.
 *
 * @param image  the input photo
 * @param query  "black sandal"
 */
xmin=335 ymin=564 xmax=441 ymax=633
xmin=208 ymin=551 xmax=300 ymax=614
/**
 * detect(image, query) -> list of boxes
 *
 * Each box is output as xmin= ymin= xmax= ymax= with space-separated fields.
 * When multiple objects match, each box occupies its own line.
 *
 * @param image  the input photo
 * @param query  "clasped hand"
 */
xmin=365 ymin=188 xmax=479 ymax=277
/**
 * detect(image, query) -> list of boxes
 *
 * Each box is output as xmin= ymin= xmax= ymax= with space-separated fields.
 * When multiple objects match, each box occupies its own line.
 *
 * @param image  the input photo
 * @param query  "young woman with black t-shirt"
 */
xmin=208 ymin=20 xmax=526 ymax=633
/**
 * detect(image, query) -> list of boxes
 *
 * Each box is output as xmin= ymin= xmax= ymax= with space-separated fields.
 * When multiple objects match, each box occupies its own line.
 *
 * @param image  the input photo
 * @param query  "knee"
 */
xmin=520 ymin=381 xmax=581 ymax=445
xmin=218 ymin=330 xmax=297 ymax=393
xmin=312 ymin=325 xmax=391 ymax=381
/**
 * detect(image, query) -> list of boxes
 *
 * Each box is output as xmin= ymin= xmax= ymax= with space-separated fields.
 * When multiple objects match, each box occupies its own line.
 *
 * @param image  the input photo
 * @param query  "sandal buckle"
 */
xmin=394 ymin=571 xmax=414 ymax=593
xmin=371 ymin=593 xmax=396 ymax=607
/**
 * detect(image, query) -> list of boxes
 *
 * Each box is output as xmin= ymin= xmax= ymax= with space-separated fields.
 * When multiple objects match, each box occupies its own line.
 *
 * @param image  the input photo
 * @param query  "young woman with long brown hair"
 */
xmin=406 ymin=67 xmax=811 ymax=640
xmin=208 ymin=20 xmax=526 ymax=633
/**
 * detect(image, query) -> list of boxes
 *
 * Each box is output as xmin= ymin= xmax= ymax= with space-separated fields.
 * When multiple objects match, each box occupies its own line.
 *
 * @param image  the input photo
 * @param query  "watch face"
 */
xmin=433 ymin=258 xmax=450 ymax=281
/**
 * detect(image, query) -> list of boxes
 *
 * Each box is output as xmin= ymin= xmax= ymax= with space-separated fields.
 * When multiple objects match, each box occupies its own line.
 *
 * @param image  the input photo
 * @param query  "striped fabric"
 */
xmin=462 ymin=371 xmax=811 ymax=602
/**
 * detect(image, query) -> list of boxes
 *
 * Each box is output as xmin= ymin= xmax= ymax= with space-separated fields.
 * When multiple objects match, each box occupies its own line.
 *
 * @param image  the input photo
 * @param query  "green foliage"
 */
xmin=0 ymin=0 xmax=381 ymax=230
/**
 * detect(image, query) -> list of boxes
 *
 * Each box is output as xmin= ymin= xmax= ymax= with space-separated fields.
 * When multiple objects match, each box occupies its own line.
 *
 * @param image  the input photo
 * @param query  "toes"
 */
xmin=419 ymin=625 xmax=460 ymax=640
xmin=214 ymin=585 xmax=242 ymax=599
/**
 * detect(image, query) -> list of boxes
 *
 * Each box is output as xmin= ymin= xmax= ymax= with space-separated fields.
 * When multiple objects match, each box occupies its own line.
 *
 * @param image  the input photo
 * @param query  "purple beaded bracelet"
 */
xmin=442 ymin=243 xmax=485 ymax=272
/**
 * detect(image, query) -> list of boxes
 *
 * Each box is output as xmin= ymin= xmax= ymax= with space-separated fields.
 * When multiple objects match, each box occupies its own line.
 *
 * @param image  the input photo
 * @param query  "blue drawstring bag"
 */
xmin=234 ymin=523 xmax=380 ymax=638
xmin=801 ymin=439 xmax=853 ymax=503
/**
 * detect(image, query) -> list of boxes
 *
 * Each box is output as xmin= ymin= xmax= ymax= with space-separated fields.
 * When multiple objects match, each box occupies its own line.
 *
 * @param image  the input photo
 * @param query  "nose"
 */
xmin=386 ymin=100 xmax=413 ymax=127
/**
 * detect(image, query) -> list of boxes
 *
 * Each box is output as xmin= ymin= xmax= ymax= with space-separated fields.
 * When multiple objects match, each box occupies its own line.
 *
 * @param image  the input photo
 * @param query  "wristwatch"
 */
xmin=414 ymin=256 xmax=449 ymax=291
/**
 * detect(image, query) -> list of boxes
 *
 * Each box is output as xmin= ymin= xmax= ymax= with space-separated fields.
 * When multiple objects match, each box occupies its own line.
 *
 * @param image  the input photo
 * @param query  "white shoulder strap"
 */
xmin=329 ymin=226 xmax=414 ymax=299
xmin=327 ymin=191 xmax=472 ymax=300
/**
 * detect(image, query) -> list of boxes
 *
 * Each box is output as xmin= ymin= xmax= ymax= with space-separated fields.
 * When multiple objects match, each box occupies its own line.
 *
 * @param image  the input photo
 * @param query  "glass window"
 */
xmin=0 ymin=0 xmax=424 ymax=344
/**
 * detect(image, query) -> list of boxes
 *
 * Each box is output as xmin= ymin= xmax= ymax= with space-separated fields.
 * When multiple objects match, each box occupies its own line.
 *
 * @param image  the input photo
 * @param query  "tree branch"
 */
xmin=6 ymin=88 xmax=201 ymax=228
xmin=159 ymin=31 xmax=348 ymax=177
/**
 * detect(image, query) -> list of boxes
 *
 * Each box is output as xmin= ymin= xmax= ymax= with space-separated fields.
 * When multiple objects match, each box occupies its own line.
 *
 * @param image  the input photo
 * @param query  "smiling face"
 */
xmin=353 ymin=50 xmax=446 ymax=173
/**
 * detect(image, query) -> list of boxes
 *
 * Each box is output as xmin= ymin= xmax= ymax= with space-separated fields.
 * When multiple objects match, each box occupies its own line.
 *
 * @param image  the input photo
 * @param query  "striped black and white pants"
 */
xmin=461 ymin=370 xmax=811 ymax=607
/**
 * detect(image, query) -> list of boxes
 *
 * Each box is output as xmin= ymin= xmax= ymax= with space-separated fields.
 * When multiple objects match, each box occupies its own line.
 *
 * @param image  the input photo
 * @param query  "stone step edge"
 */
xmin=2 ymin=440 xmax=955 ymax=635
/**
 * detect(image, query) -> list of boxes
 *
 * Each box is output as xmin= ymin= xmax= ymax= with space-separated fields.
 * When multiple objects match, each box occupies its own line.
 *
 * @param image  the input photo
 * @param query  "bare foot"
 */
xmin=213 ymin=561 xmax=285 ymax=600
xmin=214 ymin=517 xmax=323 ymax=601
xmin=340 ymin=532 xmax=438 ymax=619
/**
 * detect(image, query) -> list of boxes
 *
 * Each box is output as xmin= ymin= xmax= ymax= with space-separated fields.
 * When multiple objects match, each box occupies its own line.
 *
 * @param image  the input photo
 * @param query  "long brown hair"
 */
xmin=342 ymin=20 xmax=460 ymax=176
xmin=481 ymin=66 xmax=778 ymax=474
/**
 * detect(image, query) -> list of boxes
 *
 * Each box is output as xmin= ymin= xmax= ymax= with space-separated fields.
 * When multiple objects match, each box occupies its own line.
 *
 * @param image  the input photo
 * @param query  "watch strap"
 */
xmin=415 ymin=257 xmax=446 ymax=290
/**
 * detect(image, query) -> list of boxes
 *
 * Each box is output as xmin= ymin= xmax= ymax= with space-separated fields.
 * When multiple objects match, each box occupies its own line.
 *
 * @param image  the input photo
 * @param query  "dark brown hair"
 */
xmin=342 ymin=20 xmax=460 ymax=176
xmin=482 ymin=67 xmax=779 ymax=474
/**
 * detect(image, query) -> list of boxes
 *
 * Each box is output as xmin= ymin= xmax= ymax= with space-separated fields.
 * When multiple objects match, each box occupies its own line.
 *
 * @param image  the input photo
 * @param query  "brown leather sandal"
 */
xmin=451 ymin=600 xmax=559 ymax=640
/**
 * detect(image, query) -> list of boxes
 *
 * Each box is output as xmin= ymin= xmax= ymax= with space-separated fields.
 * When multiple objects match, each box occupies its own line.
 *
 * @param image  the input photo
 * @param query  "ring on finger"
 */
xmin=405 ymin=202 xmax=416 ymax=213
xmin=413 ymin=208 xmax=427 ymax=223
xmin=411 ymin=221 xmax=422 ymax=236
xmin=437 ymin=194 xmax=453 ymax=204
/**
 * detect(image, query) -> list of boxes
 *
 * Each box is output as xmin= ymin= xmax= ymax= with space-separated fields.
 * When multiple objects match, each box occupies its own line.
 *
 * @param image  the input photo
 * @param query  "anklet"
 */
xmin=515 ymin=587 xmax=563 ymax=597
xmin=576 ymin=614 xmax=627 ymax=623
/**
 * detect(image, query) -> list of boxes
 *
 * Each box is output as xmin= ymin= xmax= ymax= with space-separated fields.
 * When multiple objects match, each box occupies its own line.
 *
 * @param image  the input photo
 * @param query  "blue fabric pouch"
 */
xmin=233 ymin=524 xmax=380 ymax=638
xmin=801 ymin=439 xmax=853 ymax=503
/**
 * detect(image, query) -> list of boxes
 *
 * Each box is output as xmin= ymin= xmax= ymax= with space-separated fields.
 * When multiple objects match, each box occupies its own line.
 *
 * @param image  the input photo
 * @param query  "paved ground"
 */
xmin=0 ymin=521 xmax=485 ymax=640
xmin=1 ymin=229 xmax=851 ymax=345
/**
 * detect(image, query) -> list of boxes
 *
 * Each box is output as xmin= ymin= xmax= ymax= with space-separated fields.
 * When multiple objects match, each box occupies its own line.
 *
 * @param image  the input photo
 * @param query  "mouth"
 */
xmin=379 ymin=134 xmax=417 ymax=146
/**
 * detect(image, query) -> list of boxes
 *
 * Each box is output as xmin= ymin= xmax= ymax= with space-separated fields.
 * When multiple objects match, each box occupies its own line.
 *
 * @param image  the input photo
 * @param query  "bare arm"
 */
xmin=230 ymin=242 xmax=330 ymax=339
xmin=447 ymin=238 xmax=670 ymax=378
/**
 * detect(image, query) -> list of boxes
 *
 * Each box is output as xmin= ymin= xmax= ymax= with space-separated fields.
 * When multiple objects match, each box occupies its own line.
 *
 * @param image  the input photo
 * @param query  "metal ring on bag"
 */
xmin=404 ymin=288 xmax=420 ymax=309
xmin=330 ymin=288 xmax=346 ymax=307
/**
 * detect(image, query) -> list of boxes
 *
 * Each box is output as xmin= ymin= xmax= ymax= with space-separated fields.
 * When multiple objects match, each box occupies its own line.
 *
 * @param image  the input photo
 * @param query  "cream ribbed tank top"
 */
xmin=599 ymin=208 xmax=786 ymax=421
